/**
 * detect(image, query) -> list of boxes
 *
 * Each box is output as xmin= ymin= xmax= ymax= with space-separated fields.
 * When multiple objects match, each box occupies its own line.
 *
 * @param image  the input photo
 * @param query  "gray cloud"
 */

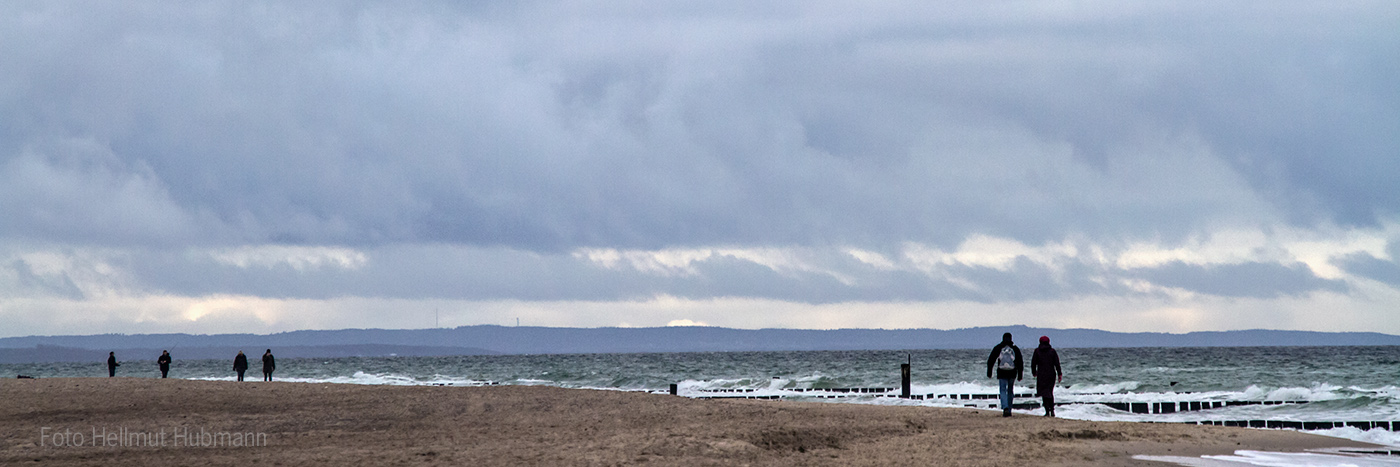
xmin=1127 ymin=260 xmax=1347 ymax=299
xmin=2 ymin=1 xmax=1395 ymax=253
xmin=0 ymin=1 xmax=1396 ymax=334
xmin=5 ymin=259 xmax=85 ymax=300
xmin=1335 ymin=240 xmax=1400 ymax=287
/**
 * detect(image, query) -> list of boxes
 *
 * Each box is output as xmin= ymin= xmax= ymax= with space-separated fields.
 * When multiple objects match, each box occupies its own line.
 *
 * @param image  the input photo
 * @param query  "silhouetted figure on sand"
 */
xmin=107 ymin=352 xmax=120 ymax=377
xmin=157 ymin=350 xmax=172 ymax=378
xmin=262 ymin=349 xmax=275 ymax=382
xmin=986 ymin=332 xmax=1023 ymax=417
xmin=1030 ymin=335 xmax=1063 ymax=417
xmin=233 ymin=351 xmax=249 ymax=381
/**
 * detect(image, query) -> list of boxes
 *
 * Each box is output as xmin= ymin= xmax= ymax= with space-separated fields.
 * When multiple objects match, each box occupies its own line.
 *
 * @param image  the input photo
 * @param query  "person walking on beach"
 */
xmin=1030 ymin=335 xmax=1062 ymax=417
xmin=986 ymin=332 xmax=1022 ymax=417
xmin=233 ymin=351 xmax=249 ymax=381
xmin=107 ymin=352 xmax=120 ymax=377
xmin=262 ymin=349 xmax=275 ymax=381
xmin=157 ymin=350 xmax=172 ymax=378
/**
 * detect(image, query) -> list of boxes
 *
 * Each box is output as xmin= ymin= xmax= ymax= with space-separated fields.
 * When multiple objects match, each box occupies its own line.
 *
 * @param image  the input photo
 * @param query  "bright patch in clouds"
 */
xmin=209 ymin=246 xmax=368 ymax=271
xmin=903 ymin=237 xmax=1081 ymax=275
xmin=847 ymin=249 xmax=897 ymax=270
xmin=666 ymin=319 xmax=708 ymax=327
xmin=576 ymin=247 xmax=858 ymax=284
xmin=1115 ymin=224 xmax=1397 ymax=278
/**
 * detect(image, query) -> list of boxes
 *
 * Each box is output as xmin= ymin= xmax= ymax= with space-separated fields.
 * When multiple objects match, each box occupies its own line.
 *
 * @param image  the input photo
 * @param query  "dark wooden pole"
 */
xmin=900 ymin=355 xmax=911 ymax=398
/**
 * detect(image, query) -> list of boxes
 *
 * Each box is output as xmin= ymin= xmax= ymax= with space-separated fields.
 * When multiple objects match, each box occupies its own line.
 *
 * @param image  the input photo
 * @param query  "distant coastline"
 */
xmin=2 ymin=325 xmax=1397 ymax=363
xmin=0 ymin=343 xmax=497 ymax=364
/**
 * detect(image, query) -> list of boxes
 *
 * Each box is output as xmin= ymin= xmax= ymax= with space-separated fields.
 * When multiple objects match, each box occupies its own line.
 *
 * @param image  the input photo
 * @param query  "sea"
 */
xmin=6 ymin=346 xmax=1400 ymax=465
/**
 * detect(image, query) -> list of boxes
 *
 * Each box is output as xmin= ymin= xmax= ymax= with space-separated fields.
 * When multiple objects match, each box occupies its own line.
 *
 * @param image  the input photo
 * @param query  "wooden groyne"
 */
xmin=684 ymin=391 xmax=1400 ymax=431
xmin=694 ymin=387 xmax=897 ymax=394
xmin=1178 ymin=420 xmax=1398 ymax=431
xmin=933 ymin=392 xmax=1035 ymax=400
xmin=1095 ymin=400 xmax=1310 ymax=414
xmin=687 ymin=389 xmax=1332 ymax=415
xmin=673 ymin=360 xmax=1394 ymax=430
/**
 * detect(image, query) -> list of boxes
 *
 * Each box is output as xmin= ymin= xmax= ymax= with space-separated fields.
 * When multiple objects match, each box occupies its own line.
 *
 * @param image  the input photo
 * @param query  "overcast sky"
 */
xmin=2 ymin=1 xmax=1398 ymax=338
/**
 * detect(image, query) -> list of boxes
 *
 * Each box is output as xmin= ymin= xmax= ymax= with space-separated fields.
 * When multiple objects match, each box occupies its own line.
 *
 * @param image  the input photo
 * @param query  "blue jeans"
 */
xmin=999 ymin=378 xmax=1014 ymax=410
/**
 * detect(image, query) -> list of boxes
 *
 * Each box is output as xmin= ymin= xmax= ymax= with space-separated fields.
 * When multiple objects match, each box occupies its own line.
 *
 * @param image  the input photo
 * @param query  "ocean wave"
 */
xmin=1138 ymin=450 xmax=1400 ymax=466
xmin=1310 ymin=426 xmax=1400 ymax=448
xmin=191 ymin=371 xmax=496 ymax=386
xmin=1063 ymin=381 xmax=1141 ymax=394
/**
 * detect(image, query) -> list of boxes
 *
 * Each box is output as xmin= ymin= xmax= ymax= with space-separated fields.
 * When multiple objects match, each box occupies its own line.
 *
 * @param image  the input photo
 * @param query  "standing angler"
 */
xmin=107 ymin=351 xmax=120 ymax=377
xmin=262 ymin=349 xmax=276 ymax=382
xmin=157 ymin=350 xmax=172 ymax=378
xmin=233 ymin=351 xmax=249 ymax=381
xmin=986 ymin=333 xmax=1023 ymax=417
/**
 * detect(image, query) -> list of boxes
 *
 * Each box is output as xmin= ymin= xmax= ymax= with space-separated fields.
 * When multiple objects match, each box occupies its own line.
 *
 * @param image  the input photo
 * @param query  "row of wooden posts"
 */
xmin=665 ymin=359 xmax=1399 ymax=432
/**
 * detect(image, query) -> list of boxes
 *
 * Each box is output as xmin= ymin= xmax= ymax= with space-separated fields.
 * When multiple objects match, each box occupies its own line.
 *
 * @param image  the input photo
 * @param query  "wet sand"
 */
xmin=0 ymin=378 xmax=1381 ymax=466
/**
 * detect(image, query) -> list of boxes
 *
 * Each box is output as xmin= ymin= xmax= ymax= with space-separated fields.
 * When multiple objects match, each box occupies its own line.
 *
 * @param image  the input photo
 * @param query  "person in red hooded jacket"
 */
xmin=1030 ymin=335 xmax=1063 ymax=417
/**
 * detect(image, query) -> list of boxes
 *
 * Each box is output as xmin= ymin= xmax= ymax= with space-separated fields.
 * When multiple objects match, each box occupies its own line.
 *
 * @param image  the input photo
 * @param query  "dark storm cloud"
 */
xmin=2 ymin=1 xmax=1396 ymax=253
xmin=1 ymin=0 xmax=1396 ymax=324
xmin=120 ymin=246 xmax=628 ymax=301
xmin=1334 ymin=240 xmax=1400 ymax=287
xmin=1127 ymin=260 xmax=1348 ymax=298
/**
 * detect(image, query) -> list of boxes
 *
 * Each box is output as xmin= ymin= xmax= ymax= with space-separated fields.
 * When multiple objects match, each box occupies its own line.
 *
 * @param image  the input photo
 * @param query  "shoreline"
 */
xmin=1 ymin=378 xmax=1386 ymax=466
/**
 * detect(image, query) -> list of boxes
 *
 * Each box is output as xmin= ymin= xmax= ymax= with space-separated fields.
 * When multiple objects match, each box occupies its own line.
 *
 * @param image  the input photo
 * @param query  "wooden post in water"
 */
xmin=900 ymin=354 xmax=911 ymax=398
xmin=669 ymin=383 xmax=678 ymax=396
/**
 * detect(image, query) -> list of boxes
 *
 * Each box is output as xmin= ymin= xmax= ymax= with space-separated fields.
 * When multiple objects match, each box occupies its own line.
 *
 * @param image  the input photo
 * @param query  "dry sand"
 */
xmin=0 ymin=378 xmax=1382 ymax=466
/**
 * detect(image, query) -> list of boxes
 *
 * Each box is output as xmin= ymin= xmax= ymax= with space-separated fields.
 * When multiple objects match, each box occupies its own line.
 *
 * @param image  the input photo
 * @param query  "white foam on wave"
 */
xmin=1052 ymin=403 xmax=1141 ymax=421
xmin=1049 ymin=382 xmax=1359 ymax=407
xmin=1136 ymin=450 xmax=1400 ymax=467
xmin=767 ymin=378 xmax=792 ymax=390
xmin=909 ymin=381 xmax=997 ymax=395
xmin=1311 ymin=427 xmax=1400 ymax=448
xmin=1056 ymin=389 xmax=1234 ymax=404
xmin=189 ymin=372 xmax=496 ymax=386
xmin=1277 ymin=383 xmax=1343 ymax=400
xmin=1237 ymin=384 xmax=1349 ymax=401
xmin=1355 ymin=386 xmax=1400 ymax=399
xmin=675 ymin=378 xmax=759 ymax=393
xmin=1063 ymin=381 xmax=1141 ymax=394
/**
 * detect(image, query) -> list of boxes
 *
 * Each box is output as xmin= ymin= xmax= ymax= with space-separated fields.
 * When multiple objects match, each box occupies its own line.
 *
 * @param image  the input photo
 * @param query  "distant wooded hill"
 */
xmin=0 ymin=344 xmax=497 ymax=364
xmin=1 ymin=325 xmax=1397 ymax=363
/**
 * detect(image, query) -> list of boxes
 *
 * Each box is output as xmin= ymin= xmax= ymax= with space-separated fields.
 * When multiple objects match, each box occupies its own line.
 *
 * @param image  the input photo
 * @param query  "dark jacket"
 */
xmin=233 ymin=354 xmax=249 ymax=372
xmin=157 ymin=353 xmax=172 ymax=368
xmin=107 ymin=355 xmax=119 ymax=369
xmin=1031 ymin=344 xmax=1061 ymax=381
xmin=262 ymin=353 xmax=275 ymax=372
xmin=987 ymin=342 xmax=1023 ymax=380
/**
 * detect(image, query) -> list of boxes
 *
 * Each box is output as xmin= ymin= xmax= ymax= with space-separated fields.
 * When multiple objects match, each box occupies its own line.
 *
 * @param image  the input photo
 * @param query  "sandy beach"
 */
xmin=0 ymin=378 xmax=1381 ymax=466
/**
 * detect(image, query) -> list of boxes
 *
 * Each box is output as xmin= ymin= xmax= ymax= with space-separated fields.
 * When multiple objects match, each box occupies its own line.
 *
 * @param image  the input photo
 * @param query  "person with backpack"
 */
xmin=1030 ymin=335 xmax=1062 ymax=417
xmin=986 ymin=332 xmax=1023 ymax=417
